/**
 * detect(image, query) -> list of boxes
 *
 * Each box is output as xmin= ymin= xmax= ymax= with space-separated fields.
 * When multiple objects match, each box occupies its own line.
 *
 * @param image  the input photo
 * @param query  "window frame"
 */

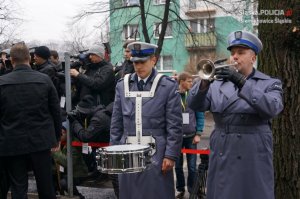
xmin=153 ymin=0 xmax=166 ymax=5
xmin=189 ymin=0 xmax=196 ymax=9
xmin=156 ymin=55 xmax=173 ymax=72
xmin=123 ymin=24 xmax=140 ymax=40
xmin=122 ymin=0 xmax=140 ymax=6
xmin=154 ymin=22 xmax=173 ymax=39
xmin=189 ymin=18 xmax=215 ymax=33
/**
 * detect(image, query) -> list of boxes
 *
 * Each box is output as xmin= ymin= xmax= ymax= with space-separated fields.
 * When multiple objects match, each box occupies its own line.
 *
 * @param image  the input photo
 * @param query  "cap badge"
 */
xmin=234 ymin=31 xmax=242 ymax=40
xmin=133 ymin=44 xmax=141 ymax=52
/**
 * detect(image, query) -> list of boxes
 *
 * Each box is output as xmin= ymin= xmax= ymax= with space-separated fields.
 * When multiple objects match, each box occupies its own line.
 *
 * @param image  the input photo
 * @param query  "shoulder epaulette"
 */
xmin=164 ymin=76 xmax=176 ymax=82
xmin=117 ymin=78 xmax=124 ymax=82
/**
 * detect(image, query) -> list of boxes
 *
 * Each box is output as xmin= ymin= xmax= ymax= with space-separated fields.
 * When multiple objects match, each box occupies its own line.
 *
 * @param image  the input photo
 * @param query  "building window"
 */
xmin=190 ymin=18 xmax=215 ymax=33
xmin=123 ymin=24 xmax=140 ymax=40
xmin=156 ymin=55 xmax=173 ymax=71
xmin=189 ymin=0 xmax=196 ymax=9
xmin=123 ymin=0 xmax=139 ymax=6
xmin=153 ymin=0 xmax=166 ymax=5
xmin=154 ymin=22 xmax=172 ymax=38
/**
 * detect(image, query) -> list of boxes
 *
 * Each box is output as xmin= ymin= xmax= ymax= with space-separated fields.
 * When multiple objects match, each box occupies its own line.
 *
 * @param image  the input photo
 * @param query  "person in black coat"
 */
xmin=34 ymin=46 xmax=61 ymax=98
xmin=70 ymin=44 xmax=115 ymax=107
xmin=70 ymin=95 xmax=112 ymax=143
xmin=0 ymin=43 xmax=62 ymax=199
xmin=114 ymin=40 xmax=135 ymax=82
xmin=68 ymin=95 xmax=112 ymax=171
xmin=68 ymin=95 xmax=115 ymax=195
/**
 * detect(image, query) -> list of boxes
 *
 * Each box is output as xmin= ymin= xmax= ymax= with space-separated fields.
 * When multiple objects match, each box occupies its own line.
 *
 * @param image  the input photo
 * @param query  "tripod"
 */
xmin=189 ymin=154 xmax=209 ymax=199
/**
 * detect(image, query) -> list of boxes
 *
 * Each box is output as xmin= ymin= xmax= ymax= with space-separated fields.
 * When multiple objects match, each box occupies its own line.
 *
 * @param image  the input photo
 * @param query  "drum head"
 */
xmin=104 ymin=144 xmax=149 ymax=152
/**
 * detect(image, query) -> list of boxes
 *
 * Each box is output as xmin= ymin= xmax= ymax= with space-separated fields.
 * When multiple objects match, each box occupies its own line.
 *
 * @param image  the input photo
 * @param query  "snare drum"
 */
xmin=96 ymin=144 xmax=152 ymax=174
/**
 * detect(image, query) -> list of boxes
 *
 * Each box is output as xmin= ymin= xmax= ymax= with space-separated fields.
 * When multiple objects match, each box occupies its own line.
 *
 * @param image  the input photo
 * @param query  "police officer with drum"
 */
xmin=110 ymin=41 xmax=183 ymax=199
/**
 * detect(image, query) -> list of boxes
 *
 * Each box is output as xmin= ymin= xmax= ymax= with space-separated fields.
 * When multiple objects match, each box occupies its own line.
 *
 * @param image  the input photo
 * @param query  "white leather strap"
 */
xmin=124 ymin=74 xmax=163 ymax=98
xmin=123 ymin=73 xmax=163 ymax=145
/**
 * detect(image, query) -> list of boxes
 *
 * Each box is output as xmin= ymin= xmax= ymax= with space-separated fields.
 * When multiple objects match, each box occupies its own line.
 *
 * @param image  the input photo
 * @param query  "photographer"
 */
xmin=70 ymin=44 xmax=115 ymax=107
xmin=68 ymin=95 xmax=112 ymax=173
xmin=68 ymin=95 xmax=111 ymax=143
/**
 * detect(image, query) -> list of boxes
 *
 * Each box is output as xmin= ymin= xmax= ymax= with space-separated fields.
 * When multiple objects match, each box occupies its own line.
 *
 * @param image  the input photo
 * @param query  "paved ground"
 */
xmin=12 ymin=112 xmax=214 ymax=199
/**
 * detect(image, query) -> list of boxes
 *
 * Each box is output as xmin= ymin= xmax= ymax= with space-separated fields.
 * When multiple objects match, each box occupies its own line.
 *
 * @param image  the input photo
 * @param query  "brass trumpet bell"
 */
xmin=196 ymin=59 xmax=237 ymax=80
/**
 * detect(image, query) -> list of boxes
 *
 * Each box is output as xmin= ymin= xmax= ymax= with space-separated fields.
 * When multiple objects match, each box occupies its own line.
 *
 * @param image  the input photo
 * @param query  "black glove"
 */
xmin=215 ymin=67 xmax=246 ymax=89
xmin=200 ymin=79 xmax=211 ymax=90
xmin=67 ymin=111 xmax=78 ymax=123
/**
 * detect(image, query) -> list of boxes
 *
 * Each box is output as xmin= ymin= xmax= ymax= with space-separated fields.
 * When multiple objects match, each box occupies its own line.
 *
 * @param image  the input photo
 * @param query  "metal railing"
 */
xmin=185 ymin=32 xmax=217 ymax=49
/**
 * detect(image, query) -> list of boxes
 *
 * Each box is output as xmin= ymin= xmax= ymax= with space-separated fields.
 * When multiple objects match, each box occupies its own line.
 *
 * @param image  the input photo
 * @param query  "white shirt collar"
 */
xmin=138 ymin=74 xmax=151 ymax=83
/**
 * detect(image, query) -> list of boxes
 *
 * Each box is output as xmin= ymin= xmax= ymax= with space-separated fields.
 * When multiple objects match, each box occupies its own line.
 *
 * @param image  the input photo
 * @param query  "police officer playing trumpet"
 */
xmin=187 ymin=30 xmax=283 ymax=199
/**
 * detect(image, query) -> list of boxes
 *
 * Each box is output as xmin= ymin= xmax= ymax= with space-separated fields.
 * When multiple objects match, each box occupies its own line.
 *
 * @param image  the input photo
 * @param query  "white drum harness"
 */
xmin=123 ymin=73 xmax=163 ymax=149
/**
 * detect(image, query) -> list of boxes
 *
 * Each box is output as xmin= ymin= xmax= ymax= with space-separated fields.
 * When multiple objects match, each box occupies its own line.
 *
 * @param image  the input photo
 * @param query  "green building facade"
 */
xmin=109 ymin=0 xmax=254 ymax=75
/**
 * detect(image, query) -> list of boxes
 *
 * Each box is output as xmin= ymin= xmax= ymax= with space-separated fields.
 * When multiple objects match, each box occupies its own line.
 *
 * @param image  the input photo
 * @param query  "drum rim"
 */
xmin=101 ymin=144 xmax=150 ymax=152
xmin=100 ymin=166 xmax=148 ymax=174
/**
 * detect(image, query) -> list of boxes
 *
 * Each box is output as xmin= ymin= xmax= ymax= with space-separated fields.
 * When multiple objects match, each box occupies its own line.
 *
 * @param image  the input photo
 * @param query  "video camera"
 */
xmin=67 ymin=108 xmax=91 ymax=125
xmin=67 ymin=109 xmax=81 ymax=119
xmin=70 ymin=49 xmax=91 ymax=70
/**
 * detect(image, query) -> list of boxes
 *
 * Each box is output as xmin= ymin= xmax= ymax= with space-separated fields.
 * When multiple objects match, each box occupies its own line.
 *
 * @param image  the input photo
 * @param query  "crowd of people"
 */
xmin=0 ymin=30 xmax=283 ymax=199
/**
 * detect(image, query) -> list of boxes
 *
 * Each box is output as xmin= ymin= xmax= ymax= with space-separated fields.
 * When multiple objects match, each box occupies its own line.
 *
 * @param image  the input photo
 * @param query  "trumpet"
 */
xmin=196 ymin=59 xmax=237 ymax=80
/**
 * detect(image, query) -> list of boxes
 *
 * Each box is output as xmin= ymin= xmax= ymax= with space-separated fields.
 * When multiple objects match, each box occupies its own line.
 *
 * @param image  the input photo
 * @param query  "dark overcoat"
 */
xmin=0 ymin=65 xmax=62 ymax=156
xmin=187 ymin=70 xmax=283 ymax=199
xmin=75 ymin=61 xmax=115 ymax=106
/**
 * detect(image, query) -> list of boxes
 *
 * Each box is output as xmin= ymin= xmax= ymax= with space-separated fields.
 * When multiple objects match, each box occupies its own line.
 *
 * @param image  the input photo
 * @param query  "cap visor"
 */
xmin=227 ymin=44 xmax=251 ymax=51
xmin=131 ymin=56 xmax=150 ymax=62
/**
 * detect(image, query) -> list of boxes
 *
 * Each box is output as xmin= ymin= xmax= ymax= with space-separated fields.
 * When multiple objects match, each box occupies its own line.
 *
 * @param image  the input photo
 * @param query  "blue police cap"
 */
xmin=127 ymin=41 xmax=158 ymax=62
xmin=227 ymin=30 xmax=263 ymax=54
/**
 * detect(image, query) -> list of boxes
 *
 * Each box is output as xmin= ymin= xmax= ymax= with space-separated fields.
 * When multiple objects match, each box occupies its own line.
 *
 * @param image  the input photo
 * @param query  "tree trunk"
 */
xmin=155 ymin=0 xmax=171 ymax=58
xmin=258 ymin=1 xmax=300 ymax=198
xmin=139 ymin=0 xmax=150 ymax=43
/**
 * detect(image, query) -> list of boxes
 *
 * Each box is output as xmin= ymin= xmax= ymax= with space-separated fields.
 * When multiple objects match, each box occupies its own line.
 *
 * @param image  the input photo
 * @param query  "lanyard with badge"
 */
xmin=181 ymin=91 xmax=189 ymax=124
xmin=82 ymin=118 xmax=92 ymax=154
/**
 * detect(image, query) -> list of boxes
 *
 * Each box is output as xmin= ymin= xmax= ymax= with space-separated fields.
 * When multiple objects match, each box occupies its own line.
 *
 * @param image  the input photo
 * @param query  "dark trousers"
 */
xmin=0 ymin=165 xmax=10 ymax=199
xmin=109 ymin=174 xmax=119 ymax=199
xmin=60 ymin=177 xmax=85 ymax=199
xmin=0 ymin=150 xmax=56 ymax=199
xmin=175 ymin=136 xmax=197 ymax=193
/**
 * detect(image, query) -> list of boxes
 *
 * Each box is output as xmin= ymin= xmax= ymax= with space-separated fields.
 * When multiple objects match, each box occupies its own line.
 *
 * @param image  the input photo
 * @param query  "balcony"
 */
xmin=185 ymin=1 xmax=216 ymax=17
xmin=185 ymin=32 xmax=217 ymax=50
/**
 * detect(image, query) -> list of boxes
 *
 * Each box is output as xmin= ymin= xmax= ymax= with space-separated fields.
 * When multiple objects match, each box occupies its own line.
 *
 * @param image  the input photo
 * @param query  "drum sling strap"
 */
xmin=124 ymin=73 xmax=163 ymax=147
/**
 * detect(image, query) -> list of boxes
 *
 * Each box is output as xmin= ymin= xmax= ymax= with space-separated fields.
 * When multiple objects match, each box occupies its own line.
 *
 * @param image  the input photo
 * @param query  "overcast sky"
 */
xmin=19 ymin=0 xmax=106 ymax=43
